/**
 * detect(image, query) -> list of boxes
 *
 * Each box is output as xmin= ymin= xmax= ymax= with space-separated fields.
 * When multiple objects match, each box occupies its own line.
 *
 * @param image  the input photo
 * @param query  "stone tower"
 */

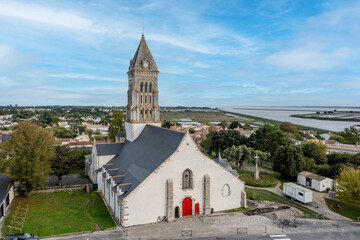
xmin=125 ymin=34 xmax=161 ymax=141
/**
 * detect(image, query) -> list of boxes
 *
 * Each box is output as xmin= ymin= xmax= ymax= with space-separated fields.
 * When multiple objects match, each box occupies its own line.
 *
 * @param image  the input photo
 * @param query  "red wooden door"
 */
xmin=195 ymin=203 xmax=199 ymax=215
xmin=182 ymin=197 xmax=192 ymax=216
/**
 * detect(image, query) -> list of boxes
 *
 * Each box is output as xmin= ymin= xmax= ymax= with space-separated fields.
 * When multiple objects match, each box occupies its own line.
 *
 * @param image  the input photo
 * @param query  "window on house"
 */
xmin=299 ymin=192 xmax=304 ymax=196
xmin=149 ymin=96 xmax=151 ymax=103
xmin=149 ymin=83 xmax=152 ymax=92
xmin=182 ymin=169 xmax=193 ymax=189
xmin=145 ymin=82 xmax=148 ymax=92
xmin=141 ymin=95 xmax=142 ymax=104
xmin=140 ymin=82 xmax=143 ymax=92
xmin=145 ymin=96 xmax=147 ymax=103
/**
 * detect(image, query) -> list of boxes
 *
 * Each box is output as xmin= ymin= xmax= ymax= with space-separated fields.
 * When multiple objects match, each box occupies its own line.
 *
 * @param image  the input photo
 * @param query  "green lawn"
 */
xmin=325 ymin=198 xmax=360 ymax=221
xmin=2 ymin=191 xmax=115 ymax=237
xmin=245 ymin=187 xmax=323 ymax=218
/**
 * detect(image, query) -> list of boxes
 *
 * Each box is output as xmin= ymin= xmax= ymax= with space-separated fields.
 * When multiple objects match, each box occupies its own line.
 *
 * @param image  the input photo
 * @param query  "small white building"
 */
xmin=297 ymin=171 xmax=334 ymax=192
xmin=283 ymin=182 xmax=313 ymax=204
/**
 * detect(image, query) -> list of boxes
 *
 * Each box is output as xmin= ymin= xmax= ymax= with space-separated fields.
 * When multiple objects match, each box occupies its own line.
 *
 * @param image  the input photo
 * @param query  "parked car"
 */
xmin=3 ymin=233 xmax=39 ymax=240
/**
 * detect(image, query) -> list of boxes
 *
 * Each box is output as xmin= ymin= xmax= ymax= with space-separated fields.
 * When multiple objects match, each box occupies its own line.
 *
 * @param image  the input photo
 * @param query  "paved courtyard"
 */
xmin=42 ymin=213 xmax=360 ymax=240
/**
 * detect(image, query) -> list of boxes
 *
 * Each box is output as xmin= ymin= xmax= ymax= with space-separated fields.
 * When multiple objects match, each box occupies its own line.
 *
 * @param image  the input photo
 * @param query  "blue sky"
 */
xmin=0 ymin=0 xmax=359 ymax=107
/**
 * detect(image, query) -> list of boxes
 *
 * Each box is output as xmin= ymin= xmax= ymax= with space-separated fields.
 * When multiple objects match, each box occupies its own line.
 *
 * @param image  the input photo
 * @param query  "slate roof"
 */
xmin=104 ymin=125 xmax=185 ymax=198
xmin=215 ymin=154 xmax=232 ymax=170
xmin=298 ymin=171 xmax=328 ymax=181
xmin=129 ymin=34 xmax=158 ymax=71
xmin=95 ymin=142 xmax=124 ymax=156
xmin=215 ymin=154 xmax=239 ymax=177
xmin=0 ymin=175 xmax=12 ymax=202
xmin=1 ymin=134 xmax=10 ymax=143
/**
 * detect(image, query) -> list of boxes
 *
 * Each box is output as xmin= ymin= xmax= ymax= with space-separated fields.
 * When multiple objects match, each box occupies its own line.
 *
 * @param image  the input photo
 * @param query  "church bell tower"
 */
xmin=125 ymin=34 xmax=161 ymax=141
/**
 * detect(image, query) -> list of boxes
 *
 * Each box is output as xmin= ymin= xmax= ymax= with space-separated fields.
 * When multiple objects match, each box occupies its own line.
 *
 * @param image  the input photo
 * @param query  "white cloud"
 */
xmin=48 ymin=73 xmax=126 ymax=82
xmin=0 ymin=76 xmax=17 ymax=86
xmin=0 ymin=2 xmax=104 ymax=33
xmin=82 ymin=86 xmax=126 ymax=91
xmin=0 ymin=45 xmax=32 ymax=69
xmin=0 ymin=45 xmax=12 ymax=58
xmin=264 ymin=47 xmax=353 ymax=71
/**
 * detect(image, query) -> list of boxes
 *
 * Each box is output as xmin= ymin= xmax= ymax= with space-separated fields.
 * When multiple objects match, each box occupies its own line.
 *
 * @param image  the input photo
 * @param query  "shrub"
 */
xmin=239 ymin=174 xmax=277 ymax=187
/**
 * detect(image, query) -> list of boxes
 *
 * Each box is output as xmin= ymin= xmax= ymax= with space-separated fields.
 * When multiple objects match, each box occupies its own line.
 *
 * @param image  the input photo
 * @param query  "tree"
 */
xmin=330 ymin=135 xmax=346 ymax=143
xmin=51 ymin=146 xmax=72 ymax=187
xmin=301 ymin=142 xmax=327 ymax=165
xmin=38 ymin=110 xmax=59 ymax=127
xmin=248 ymin=124 xmax=289 ymax=158
xmin=52 ymin=126 xmax=76 ymax=138
xmin=223 ymin=145 xmax=269 ymax=168
xmin=208 ymin=130 xmax=248 ymax=153
xmin=162 ymin=120 xmax=173 ymax=129
xmin=66 ymin=113 xmax=83 ymax=133
xmin=336 ymin=166 xmax=360 ymax=205
xmin=189 ymin=128 xmax=195 ymax=134
xmin=108 ymin=110 xmax=124 ymax=142
xmin=280 ymin=122 xmax=298 ymax=134
xmin=273 ymin=144 xmax=308 ymax=180
xmin=229 ymin=121 xmax=241 ymax=129
xmin=0 ymin=121 xmax=55 ymax=196
xmin=340 ymin=126 xmax=360 ymax=144
xmin=219 ymin=120 xmax=228 ymax=129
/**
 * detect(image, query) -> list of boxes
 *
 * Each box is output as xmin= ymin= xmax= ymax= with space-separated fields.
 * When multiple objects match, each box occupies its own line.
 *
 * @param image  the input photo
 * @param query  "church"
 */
xmin=86 ymin=34 xmax=247 ymax=227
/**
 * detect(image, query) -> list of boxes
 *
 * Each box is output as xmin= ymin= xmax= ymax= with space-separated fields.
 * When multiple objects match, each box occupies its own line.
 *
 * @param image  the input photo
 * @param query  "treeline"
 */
xmin=201 ymin=122 xmax=360 ymax=180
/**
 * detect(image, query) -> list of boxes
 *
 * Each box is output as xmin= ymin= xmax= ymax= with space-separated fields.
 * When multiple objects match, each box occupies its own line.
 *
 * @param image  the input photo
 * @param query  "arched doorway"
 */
xmin=195 ymin=203 xmax=199 ymax=215
xmin=182 ymin=197 xmax=192 ymax=216
xmin=175 ymin=206 xmax=180 ymax=218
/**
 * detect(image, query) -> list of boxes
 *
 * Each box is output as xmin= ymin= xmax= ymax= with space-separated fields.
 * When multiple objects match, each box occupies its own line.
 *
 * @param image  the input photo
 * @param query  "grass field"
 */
xmin=1 ymin=191 xmax=115 ymax=237
xmin=325 ymin=198 xmax=360 ymax=221
xmin=245 ymin=187 xmax=322 ymax=218
xmin=160 ymin=111 xmax=241 ymax=123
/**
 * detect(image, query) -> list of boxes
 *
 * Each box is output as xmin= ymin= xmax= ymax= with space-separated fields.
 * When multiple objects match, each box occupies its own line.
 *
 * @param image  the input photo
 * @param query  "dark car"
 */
xmin=3 ymin=233 xmax=39 ymax=240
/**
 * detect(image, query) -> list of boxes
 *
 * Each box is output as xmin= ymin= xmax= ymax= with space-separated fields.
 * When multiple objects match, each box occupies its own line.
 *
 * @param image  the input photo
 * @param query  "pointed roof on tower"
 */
xmin=129 ymin=34 xmax=158 ymax=71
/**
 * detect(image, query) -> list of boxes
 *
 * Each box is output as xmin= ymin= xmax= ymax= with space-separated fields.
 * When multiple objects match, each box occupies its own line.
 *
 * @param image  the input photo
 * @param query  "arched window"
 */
xmin=149 ymin=83 xmax=152 ymax=92
xmin=145 ymin=96 xmax=147 ymax=103
xmin=140 ymin=95 xmax=142 ymax=104
xmin=182 ymin=169 xmax=193 ymax=189
xmin=149 ymin=96 xmax=151 ymax=103
xmin=140 ymin=82 xmax=143 ymax=92
xmin=145 ymin=82 xmax=148 ymax=92
xmin=222 ymin=184 xmax=230 ymax=197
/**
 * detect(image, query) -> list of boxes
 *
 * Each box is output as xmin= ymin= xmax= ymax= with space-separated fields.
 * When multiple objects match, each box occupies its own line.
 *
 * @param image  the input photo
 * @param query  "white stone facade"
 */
xmin=94 ymin=133 xmax=246 ymax=227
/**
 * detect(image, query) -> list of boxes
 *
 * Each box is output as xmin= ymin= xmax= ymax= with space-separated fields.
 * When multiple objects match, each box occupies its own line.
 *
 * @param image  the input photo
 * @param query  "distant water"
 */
xmin=223 ymin=106 xmax=360 ymax=132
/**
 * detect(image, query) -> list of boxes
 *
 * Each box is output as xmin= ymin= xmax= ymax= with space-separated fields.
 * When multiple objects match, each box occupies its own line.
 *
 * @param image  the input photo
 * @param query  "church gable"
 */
xmin=123 ymin=133 xmax=245 ymax=226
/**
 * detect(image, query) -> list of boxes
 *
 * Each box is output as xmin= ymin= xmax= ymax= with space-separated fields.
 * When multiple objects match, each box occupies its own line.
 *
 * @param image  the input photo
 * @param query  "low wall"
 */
xmin=31 ymin=184 xmax=91 ymax=194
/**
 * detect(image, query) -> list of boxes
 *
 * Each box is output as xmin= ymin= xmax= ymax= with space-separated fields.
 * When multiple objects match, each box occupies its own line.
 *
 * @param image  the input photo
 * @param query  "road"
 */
xmin=43 ymin=224 xmax=360 ymax=240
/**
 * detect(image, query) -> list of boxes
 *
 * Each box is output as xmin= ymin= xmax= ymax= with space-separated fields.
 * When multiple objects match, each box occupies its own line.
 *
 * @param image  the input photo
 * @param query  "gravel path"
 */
xmin=245 ymin=181 xmax=351 ymax=221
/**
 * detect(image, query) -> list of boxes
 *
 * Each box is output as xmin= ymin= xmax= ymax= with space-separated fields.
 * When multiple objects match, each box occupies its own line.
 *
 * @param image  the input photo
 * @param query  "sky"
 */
xmin=0 ymin=0 xmax=359 ymax=107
